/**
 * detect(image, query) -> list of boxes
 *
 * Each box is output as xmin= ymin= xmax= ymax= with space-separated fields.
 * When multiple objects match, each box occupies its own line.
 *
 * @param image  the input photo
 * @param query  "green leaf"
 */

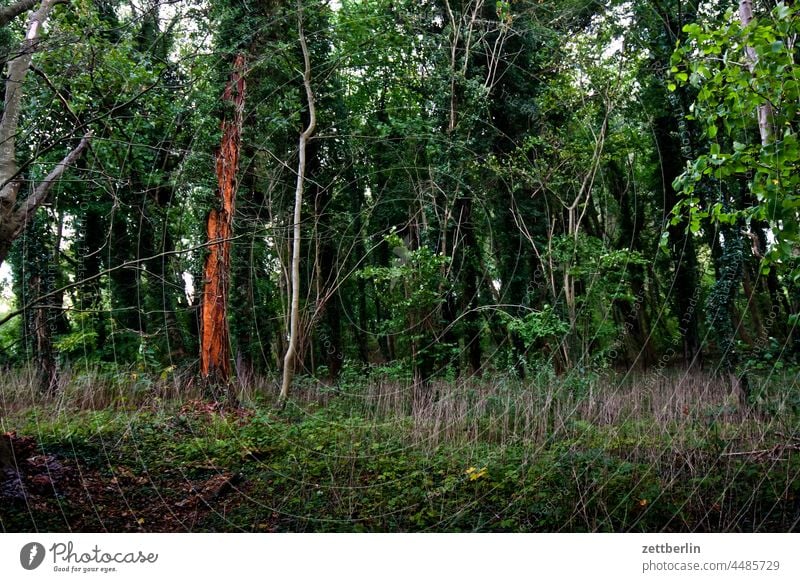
xmin=775 ymin=3 xmax=791 ymax=20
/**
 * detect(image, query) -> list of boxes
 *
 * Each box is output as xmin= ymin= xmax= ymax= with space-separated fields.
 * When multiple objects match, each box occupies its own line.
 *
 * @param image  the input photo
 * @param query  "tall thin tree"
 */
xmin=738 ymin=0 xmax=774 ymax=146
xmin=280 ymin=4 xmax=316 ymax=402
xmin=0 ymin=0 xmax=91 ymax=267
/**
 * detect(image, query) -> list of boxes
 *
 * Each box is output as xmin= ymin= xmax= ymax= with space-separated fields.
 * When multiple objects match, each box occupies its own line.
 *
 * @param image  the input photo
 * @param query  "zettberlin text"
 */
xmin=642 ymin=543 xmax=701 ymax=554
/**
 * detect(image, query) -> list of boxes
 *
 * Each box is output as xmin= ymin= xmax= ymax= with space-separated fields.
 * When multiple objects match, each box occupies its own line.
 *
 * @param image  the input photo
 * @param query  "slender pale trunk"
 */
xmin=0 ymin=0 xmax=91 ymax=267
xmin=280 ymin=7 xmax=316 ymax=402
xmin=0 ymin=0 xmax=58 ymax=195
xmin=732 ymin=0 xmax=772 ymax=405
xmin=561 ymin=111 xmax=607 ymax=368
xmin=200 ymin=54 xmax=246 ymax=385
xmin=739 ymin=0 xmax=774 ymax=146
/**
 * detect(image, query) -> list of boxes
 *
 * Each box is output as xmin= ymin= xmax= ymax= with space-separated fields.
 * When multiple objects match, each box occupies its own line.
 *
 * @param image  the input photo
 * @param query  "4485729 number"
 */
xmin=729 ymin=560 xmax=780 ymax=571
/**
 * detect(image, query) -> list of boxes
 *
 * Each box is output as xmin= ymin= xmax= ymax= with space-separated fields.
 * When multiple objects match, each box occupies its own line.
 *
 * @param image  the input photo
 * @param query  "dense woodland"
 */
xmin=1 ymin=0 xmax=799 ymax=533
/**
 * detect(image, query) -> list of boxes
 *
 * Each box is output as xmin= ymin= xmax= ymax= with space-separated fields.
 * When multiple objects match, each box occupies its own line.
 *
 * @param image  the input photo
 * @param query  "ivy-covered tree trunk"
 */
xmin=315 ymin=195 xmax=343 ymax=379
xmin=460 ymin=201 xmax=483 ymax=376
xmin=9 ymin=212 xmax=58 ymax=391
xmin=656 ymin=43 xmax=700 ymax=367
xmin=348 ymin=173 xmax=370 ymax=364
xmin=231 ymin=144 xmax=258 ymax=376
xmin=108 ymin=210 xmax=143 ymax=336
xmin=706 ymin=222 xmax=747 ymax=403
xmin=609 ymin=159 xmax=656 ymax=368
xmin=144 ymin=205 xmax=187 ymax=362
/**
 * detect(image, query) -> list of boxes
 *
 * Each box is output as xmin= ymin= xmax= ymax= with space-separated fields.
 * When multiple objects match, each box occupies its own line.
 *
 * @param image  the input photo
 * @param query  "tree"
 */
xmin=738 ymin=0 xmax=775 ymax=147
xmin=0 ymin=0 xmax=91 ymax=267
xmin=280 ymin=3 xmax=317 ymax=402
xmin=672 ymin=1 xmax=800 ymax=399
xmin=632 ymin=0 xmax=704 ymax=368
xmin=199 ymin=53 xmax=246 ymax=387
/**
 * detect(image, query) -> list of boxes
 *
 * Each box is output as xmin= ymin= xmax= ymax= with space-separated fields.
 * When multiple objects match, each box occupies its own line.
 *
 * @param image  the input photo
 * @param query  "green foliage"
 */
xmin=360 ymin=235 xmax=449 ymax=314
xmin=53 ymin=323 xmax=98 ymax=360
xmin=503 ymin=305 xmax=568 ymax=350
xmin=359 ymin=233 xmax=451 ymax=376
xmin=0 ymin=313 xmax=23 ymax=366
xmin=672 ymin=2 xmax=800 ymax=271
xmin=0 ymin=0 xmax=797 ymax=390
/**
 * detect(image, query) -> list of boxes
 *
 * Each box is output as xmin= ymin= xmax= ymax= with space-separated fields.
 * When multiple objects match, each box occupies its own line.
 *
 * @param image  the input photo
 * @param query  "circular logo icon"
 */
xmin=20 ymin=542 xmax=46 ymax=570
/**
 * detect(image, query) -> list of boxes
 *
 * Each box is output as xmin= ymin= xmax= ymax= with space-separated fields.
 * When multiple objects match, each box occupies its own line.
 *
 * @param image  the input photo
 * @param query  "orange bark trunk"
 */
xmin=200 ymin=54 xmax=246 ymax=383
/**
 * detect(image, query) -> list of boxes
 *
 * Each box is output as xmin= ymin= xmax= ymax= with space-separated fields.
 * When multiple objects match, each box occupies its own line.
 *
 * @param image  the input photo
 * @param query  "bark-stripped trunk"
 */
xmin=200 ymin=54 xmax=246 ymax=385
xmin=280 ymin=8 xmax=316 ymax=402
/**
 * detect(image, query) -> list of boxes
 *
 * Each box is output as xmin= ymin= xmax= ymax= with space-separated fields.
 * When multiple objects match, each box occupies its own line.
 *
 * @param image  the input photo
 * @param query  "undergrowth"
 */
xmin=1 ymin=367 xmax=799 ymax=532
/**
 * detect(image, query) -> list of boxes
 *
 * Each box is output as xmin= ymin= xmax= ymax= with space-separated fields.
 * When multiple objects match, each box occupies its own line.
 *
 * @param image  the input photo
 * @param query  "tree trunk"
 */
xmin=154 ymin=224 xmax=187 ymax=361
xmin=653 ymin=110 xmax=702 ymax=368
xmin=0 ymin=0 xmax=91 ymax=267
xmin=75 ymin=206 xmax=107 ymax=346
xmin=0 ymin=0 xmax=58 ymax=194
xmin=200 ymin=54 xmax=246 ymax=386
xmin=739 ymin=0 xmax=774 ymax=146
xmin=280 ymin=8 xmax=316 ymax=402
xmin=352 ymin=186 xmax=370 ymax=364
xmin=0 ymin=0 xmax=66 ymax=29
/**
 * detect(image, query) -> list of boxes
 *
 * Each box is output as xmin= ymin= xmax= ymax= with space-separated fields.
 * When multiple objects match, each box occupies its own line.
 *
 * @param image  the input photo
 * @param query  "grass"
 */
xmin=1 ymin=365 xmax=799 ymax=532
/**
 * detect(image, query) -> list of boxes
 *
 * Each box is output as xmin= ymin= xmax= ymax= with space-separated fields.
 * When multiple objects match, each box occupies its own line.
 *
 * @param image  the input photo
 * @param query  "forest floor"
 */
xmin=1 ymin=370 xmax=799 ymax=532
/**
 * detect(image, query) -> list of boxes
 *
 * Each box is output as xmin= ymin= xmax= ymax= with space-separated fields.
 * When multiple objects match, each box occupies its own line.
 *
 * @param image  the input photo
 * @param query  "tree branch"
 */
xmin=0 ymin=0 xmax=66 ymax=29
xmin=11 ymin=132 xmax=91 ymax=238
xmin=0 ymin=234 xmax=249 ymax=328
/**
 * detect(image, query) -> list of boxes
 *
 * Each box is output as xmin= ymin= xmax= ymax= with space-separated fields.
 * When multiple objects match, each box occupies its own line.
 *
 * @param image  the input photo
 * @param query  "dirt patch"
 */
xmin=0 ymin=432 xmax=250 ymax=532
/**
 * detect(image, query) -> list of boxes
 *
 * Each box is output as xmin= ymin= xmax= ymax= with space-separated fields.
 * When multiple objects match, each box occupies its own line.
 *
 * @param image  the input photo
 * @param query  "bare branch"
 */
xmin=10 ymin=132 xmax=91 ymax=239
xmin=0 ymin=234 xmax=249 ymax=329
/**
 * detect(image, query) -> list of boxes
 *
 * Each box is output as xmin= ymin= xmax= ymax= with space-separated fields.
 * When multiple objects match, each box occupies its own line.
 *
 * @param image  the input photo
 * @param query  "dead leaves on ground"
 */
xmin=0 ymin=431 xmax=249 ymax=532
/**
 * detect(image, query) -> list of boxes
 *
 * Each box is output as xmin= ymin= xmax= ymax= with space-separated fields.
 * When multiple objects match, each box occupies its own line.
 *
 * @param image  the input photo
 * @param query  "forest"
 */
xmin=0 ymin=0 xmax=799 ymax=532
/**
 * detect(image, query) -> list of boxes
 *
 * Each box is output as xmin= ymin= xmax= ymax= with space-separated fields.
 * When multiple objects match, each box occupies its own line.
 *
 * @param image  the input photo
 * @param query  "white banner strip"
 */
xmin=1 ymin=533 xmax=797 ymax=581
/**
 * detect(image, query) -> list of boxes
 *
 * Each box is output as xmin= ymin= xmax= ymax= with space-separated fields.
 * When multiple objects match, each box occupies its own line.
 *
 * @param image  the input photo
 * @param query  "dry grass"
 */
xmin=1 ymin=365 xmax=796 ymax=456
xmin=344 ymin=369 xmax=798 ymax=453
xmin=0 ymin=364 xmax=323 ymax=423
xmin=2 ymin=365 xmax=797 ymax=532
xmin=0 ymin=365 xmax=198 ymax=417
